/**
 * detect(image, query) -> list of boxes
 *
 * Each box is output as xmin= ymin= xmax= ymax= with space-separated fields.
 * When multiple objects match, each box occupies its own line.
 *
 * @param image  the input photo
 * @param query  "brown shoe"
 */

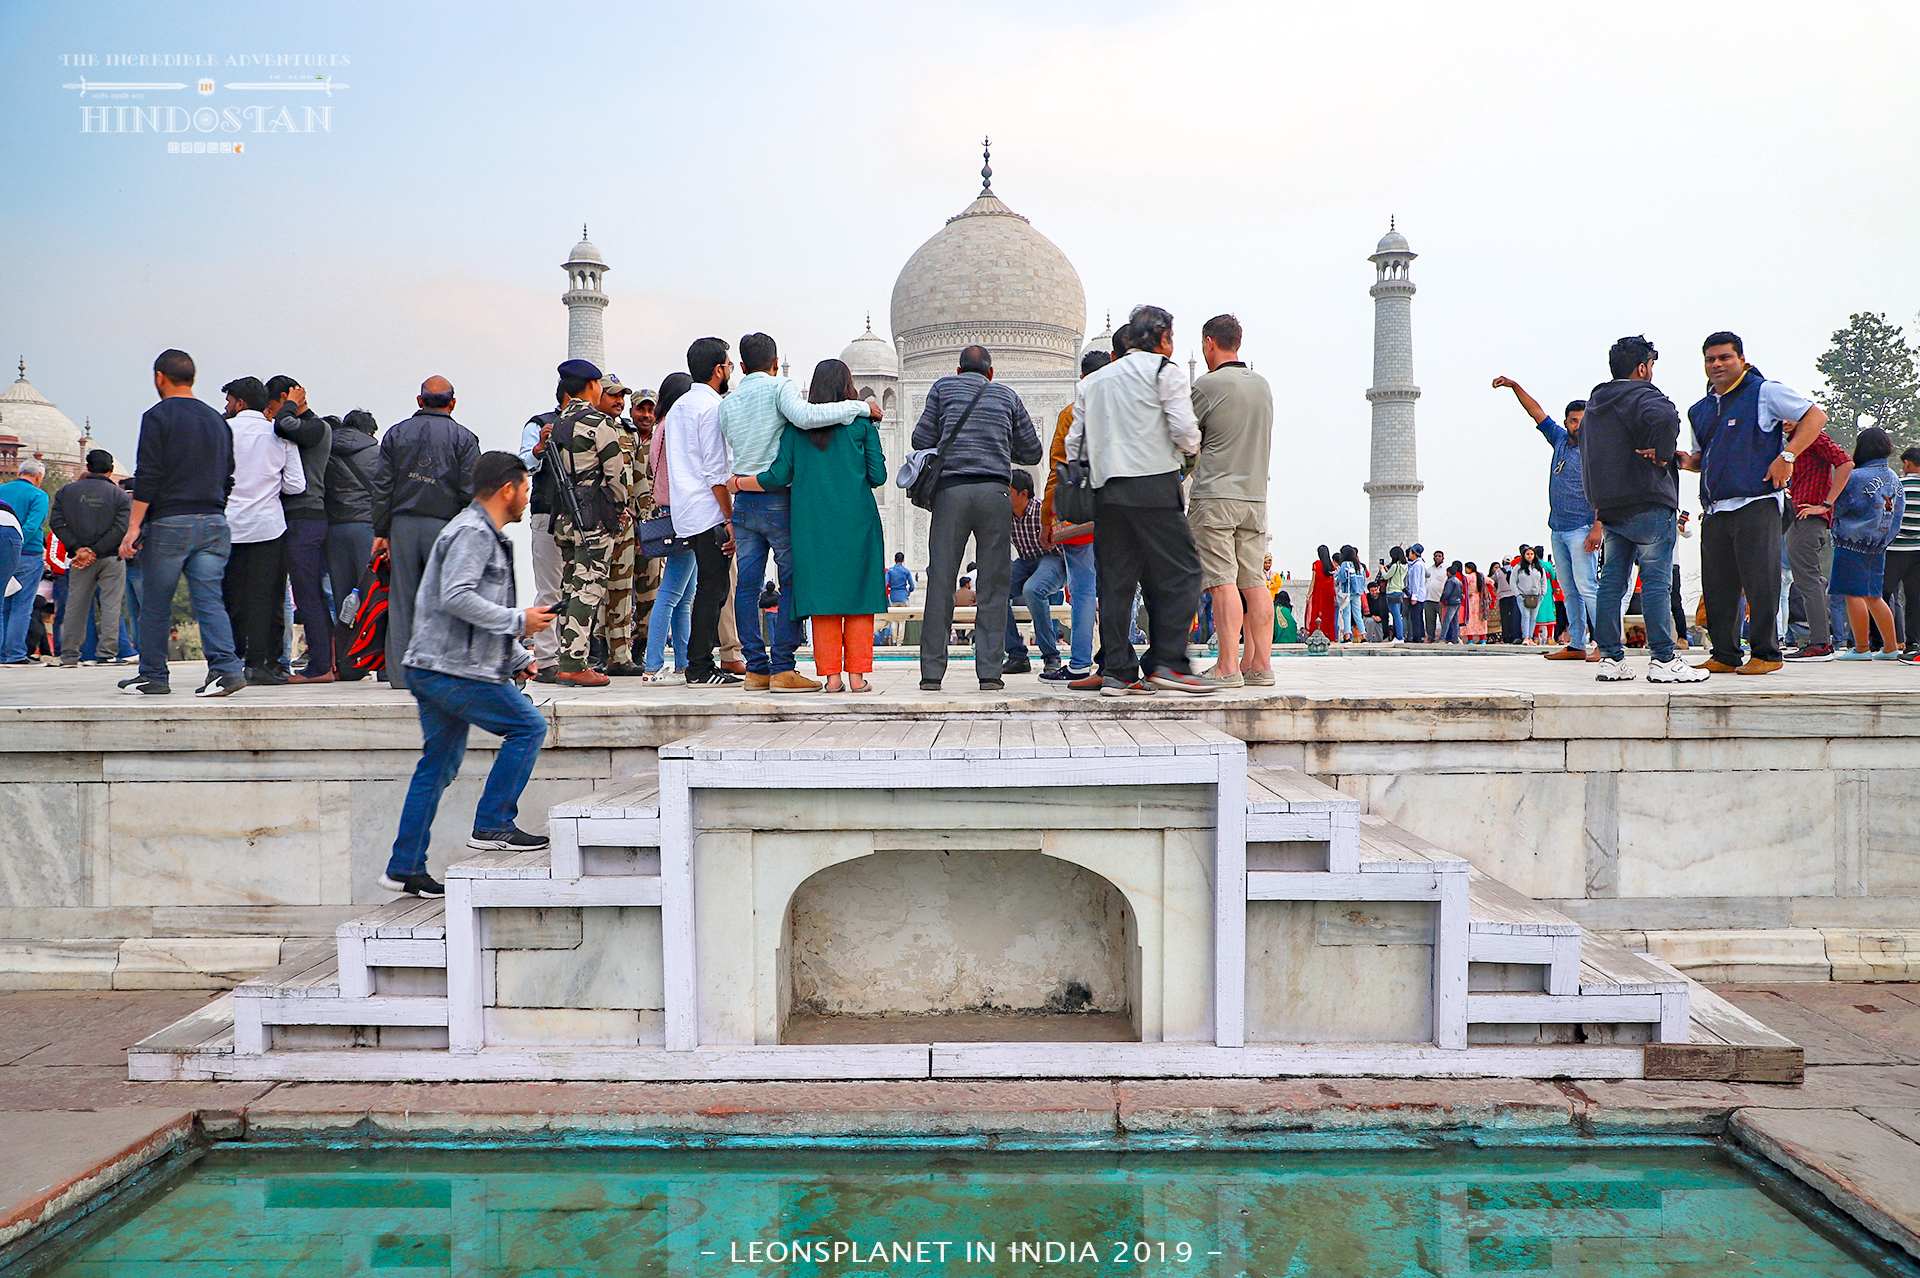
xmin=769 ymin=671 xmax=822 ymax=694
xmin=721 ymin=660 xmax=747 ymax=674
xmin=1069 ymin=672 xmax=1105 ymax=691
xmin=1694 ymin=658 xmax=1741 ymax=674
xmin=744 ymin=672 xmax=771 ymax=691
xmin=557 ymin=669 xmax=610 ymax=687
xmin=287 ymin=670 xmax=337 ymax=684
xmin=1544 ymin=646 xmax=1586 ymax=661
xmin=1736 ymin=658 xmax=1784 ymax=675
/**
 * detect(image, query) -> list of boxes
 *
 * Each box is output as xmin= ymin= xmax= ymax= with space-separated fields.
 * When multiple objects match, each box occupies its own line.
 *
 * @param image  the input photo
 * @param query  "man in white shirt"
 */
xmin=1404 ymin=543 xmax=1428 ymax=642
xmin=1066 ymin=304 xmax=1213 ymax=697
xmin=663 ymin=337 xmax=742 ymax=686
xmin=219 ymin=376 xmax=304 ymax=684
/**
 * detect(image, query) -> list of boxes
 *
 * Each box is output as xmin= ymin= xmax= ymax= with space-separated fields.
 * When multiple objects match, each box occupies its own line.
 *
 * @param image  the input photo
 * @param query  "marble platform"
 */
xmin=2 ymin=655 xmax=1916 ymax=992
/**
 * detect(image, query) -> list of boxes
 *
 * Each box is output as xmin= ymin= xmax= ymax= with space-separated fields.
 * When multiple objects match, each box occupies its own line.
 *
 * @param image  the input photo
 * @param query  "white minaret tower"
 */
xmin=562 ymin=225 xmax=609 ymax=366
xmin=1364 ymin=219 xmax=1423 ymax=563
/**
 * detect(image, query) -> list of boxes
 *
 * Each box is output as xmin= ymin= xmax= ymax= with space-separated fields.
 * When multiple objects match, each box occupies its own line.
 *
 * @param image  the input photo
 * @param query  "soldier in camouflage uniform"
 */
xmin=601 ymin=382 xmax=660 ymax=676
xmin=551 ymin=359 xmax=627 ymax=686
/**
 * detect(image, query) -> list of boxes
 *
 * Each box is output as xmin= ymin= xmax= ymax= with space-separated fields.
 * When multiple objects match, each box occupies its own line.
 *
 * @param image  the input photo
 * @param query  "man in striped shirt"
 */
xmin=1889 ymin=444 xmax=1920 ymax=662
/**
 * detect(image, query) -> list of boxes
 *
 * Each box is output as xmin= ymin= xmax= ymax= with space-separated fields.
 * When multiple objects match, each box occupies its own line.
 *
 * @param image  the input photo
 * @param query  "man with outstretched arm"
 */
xmin=1492 ymin=375 xmax=1599 ymax=661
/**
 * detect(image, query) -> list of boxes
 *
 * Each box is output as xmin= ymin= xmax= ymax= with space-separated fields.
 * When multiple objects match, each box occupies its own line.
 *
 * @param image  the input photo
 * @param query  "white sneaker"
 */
xmin=640 ymin=668 xmax=686 ymax=686
xmin=1647 ymin=656 xmax=1710 ymax=684
xmin=1594 ymin=657 xmax=1637 ymax=682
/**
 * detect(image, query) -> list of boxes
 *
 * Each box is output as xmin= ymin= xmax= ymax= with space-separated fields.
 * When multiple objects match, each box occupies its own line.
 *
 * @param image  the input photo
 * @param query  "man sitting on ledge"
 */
xmin=382 ymin=451 xmax=556 ymax=898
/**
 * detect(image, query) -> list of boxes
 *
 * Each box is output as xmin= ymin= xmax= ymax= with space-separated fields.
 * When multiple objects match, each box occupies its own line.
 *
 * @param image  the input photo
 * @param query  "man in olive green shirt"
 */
xmin=1188 ymin=314 xmax=1275 ymax=686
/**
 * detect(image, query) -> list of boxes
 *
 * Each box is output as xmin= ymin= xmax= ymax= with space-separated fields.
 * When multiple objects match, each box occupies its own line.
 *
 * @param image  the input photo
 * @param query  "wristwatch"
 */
xmin=1781 ymin=450 xmax=1796 ymax=463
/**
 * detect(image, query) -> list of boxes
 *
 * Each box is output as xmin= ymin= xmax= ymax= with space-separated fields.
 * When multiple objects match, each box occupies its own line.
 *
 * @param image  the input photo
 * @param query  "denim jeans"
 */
xmin=1 ymin=556 xmax=44 ymax=662
xmin=1339 ymin=592 xmax=1364 ymax=638
xmin=1007 ymin=544 xmax=1096 ymax=670
xmin=1594 ymin=506 xmax=1677 ymax=662
xmin=387 ymin=666 xmax=548 ymax=878
xmin=137 ymin=514 xmax=241 ymax=682
xmin=645 ymin=550 xmax=697 ymax=671
xmin=1005 ymin=556 xmax=1052 ymax=661
xmin=730 ymin=491 xmax=802 ymax=675
xmin=1387 ymin=592 xmax=1404 ymax=640
xmin=1548 ymin=526 xmax=1599 ymax=650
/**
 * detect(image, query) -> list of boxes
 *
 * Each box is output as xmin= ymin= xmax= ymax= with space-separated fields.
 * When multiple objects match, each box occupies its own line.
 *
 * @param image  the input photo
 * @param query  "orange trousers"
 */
xmin=810 ymin=614 xmax=874 ymax=676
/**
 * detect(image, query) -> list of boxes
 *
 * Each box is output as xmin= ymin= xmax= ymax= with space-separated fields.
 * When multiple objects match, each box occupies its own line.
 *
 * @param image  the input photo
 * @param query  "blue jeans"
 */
xmin=645 ymin=550 xmax=697 ymax=672
xmin=388 ymin=666 xmax=548 ymax=878
xmin=1339 ymin=592 xmax=1364 ymax=638
xmin=1 ymin=556 xmax=44 ymax=662
xmin=730 ymin=491 xmax=802 ymax=675
xmin=1005 ymin=556 xmax=1050 ymax=661
xmin=1010 ymin=543 xmax=1096 ymax=670
xmin=136 ymin=515 xmax=242 ymax=682
xmin=1594 ymin=506 xmax=1677 ymax=662
xmin=1387 ymin=592 xmax=1404 ymax=640
xmin=1549 ymin=526 xmax=1600 ymax=650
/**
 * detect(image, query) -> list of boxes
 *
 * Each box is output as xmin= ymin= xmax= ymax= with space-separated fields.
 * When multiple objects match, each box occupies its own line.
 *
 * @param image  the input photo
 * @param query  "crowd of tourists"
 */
xmin=1299 ymin=542 xmax=1562 ymax=647
xmin=1483 ymin=332 xmax=1916 ymax=680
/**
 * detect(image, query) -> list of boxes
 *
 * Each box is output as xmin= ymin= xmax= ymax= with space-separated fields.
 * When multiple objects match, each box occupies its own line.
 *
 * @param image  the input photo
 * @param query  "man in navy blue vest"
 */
xmin=1679 ymin=332 xmax=1828 ymax=675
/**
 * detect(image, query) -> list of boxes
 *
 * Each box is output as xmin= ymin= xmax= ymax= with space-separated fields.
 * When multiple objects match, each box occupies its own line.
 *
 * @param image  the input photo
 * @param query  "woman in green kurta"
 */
xmin=730 ymin=359 xmax=888 ymax=692
xmin=1273 ymin=589 xmax=1300 ymax=644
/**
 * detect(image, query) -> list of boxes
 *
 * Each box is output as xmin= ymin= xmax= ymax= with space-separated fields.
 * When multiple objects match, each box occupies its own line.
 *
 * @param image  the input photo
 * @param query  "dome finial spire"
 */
xmin=980 ymin=136 xmax=992 ymax=195
xmin=15 ymin=357 xmax=23 ymax=380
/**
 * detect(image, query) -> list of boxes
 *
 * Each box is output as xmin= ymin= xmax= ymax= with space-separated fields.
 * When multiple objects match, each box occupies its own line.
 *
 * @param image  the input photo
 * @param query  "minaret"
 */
xmin=1364 ymin=219 xmax=1423 ymax=562
xmin=562 ymin=225 xmax=609 ymax=366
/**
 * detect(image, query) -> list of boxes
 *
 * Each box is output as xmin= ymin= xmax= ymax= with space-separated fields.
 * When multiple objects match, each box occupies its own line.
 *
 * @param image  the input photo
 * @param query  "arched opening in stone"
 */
xmin=779 ymin=847 xmax=1139 ymax=1044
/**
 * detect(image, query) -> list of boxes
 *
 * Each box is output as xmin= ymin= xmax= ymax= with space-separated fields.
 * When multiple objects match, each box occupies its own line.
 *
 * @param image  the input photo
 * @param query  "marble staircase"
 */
xmin=135 ymin=719 xmax=1797 ymax=1083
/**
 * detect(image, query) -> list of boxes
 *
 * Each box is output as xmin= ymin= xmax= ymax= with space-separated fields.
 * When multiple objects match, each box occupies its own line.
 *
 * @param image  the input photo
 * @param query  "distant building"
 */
xmin=0 ymin=360 xmax=84 ymax=481
xmin=1364 ymin=222 xmax=1423 ymax=562
xmin=562 ymin=226 xmax=609 ymax=367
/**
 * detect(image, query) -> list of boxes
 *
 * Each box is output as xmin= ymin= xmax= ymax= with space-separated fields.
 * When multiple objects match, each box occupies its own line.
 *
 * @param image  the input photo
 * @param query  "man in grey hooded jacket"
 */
xmin=382 ymin=451 xmax=556 ymax=897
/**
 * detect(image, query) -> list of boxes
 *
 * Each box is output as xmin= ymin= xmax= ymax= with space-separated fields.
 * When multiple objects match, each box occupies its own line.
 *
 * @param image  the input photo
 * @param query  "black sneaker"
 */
xmin=118 ymin=674 xmax=171 ymax=695
xmin=1784 ymin=643 xmax=1837 ymax=662
xmin=979 ymin=679 xmax=1006 ymax=691
xmin=466 ymin=827 xmax=550 ymax=851
xmin=687 ymin=670 xmax=744 ymax=686
xmin=604 ymin=662 xmax=645 ymax=677
xmin=195 ymin=673 xmax=248 ymax=698
xmin=919 ymin=679 xmax=942 ymax=691
xmin=1039 ymin=665 xmax=1089 ymax=682
xmin=245 ymin=664 xmax=289 ymax=686
xmin=532 ymin=667 xmax=559 ymax=684
xmin=1002 ymin=656 xmax=1033 ymax=675
xmin=378 ymin=872 xmax=445 ymax=897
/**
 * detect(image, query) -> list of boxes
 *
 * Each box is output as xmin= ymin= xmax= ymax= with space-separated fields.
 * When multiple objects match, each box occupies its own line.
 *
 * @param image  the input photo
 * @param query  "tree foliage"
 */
xmin=1815 ymin=312 xmax=1920 ymax=452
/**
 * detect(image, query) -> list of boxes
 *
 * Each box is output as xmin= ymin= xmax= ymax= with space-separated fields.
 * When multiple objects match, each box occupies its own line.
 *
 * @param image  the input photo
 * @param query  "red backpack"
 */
xmin=344 ymin=548 xmax=390 ymax=675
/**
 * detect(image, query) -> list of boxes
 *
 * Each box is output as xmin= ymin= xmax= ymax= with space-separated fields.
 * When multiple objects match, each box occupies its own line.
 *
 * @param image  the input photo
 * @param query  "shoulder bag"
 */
xmin=897 ymin=381 xmax=992 ymax=511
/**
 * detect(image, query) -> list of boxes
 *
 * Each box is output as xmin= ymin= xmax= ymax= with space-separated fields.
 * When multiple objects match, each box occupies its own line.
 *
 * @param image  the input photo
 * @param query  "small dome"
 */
xmin=840 ymin=321 xmax=898 ymax=378
xmin=1083 ymin=313 xmax=1113 ymax=358
xmin=0 ymin=364 xmax=84 ymax=472
xmin=1375 ymin=226 xmax=1410 ymax=254
xmin=565 ymin=224 xmax=605 ymax=266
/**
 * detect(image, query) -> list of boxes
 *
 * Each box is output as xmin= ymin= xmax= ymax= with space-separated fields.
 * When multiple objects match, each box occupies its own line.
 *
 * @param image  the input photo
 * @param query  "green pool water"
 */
xmin=39 ymin=1145 xmax=1898 ymax=1277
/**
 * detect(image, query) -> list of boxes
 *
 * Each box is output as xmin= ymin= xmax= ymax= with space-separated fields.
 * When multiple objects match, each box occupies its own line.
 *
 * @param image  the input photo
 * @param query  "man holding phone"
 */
xmin=381 ymin=451 xmax=556 ymax=898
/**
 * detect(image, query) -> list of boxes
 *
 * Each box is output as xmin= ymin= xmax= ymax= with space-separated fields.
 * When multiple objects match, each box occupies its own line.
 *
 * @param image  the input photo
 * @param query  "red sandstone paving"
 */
xmin=1112 ymin=1079 xmax=1577 ymax=1130
xmin=1715 ymin=986 xmax=1911 ymax=1066
xmin=1720 ymin=983 xmax=1920 ymax=1066
xmin=244 ymin=1079 xmax=1119 ymax=1117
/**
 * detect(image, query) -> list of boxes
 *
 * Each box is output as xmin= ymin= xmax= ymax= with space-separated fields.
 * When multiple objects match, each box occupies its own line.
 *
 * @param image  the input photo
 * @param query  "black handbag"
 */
xmin=638 ymin=507 xmax=688 ymax=558
xmin=1054 ymin=455 xmax=1096 ymax=525
xmin=902 ymin=381 xmax=991 ymax=511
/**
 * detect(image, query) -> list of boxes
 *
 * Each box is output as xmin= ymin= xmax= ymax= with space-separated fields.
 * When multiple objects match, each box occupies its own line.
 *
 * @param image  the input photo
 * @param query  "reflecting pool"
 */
xmin=43 ymin=1145 xmax=1889 ymax=1276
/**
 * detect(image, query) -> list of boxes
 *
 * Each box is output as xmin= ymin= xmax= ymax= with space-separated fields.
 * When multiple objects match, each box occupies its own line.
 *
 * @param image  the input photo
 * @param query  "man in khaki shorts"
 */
xmin=1188 ymin=314 xmax=1275 ymax=686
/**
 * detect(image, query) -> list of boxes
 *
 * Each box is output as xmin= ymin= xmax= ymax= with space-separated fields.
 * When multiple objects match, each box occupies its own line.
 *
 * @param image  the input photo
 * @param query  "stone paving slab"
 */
xmin=1111 ymin=1078 xmax=1578 ymax=1134
xmin=1731 ymin=1106 xmax=1920 ymax=1258
xmin=0 ymin=1109 xmax=193 ymax=1253
xmin=1721 ymin=982 xmax=1920 ymax=1065
xmin=240 ymin=1079 xmax=1120 ymax=1138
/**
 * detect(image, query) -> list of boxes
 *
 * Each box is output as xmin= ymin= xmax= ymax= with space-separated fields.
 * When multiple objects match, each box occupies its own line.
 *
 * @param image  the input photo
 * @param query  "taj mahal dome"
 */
xmin=837 ymin=142 xmax=1087 ymax=568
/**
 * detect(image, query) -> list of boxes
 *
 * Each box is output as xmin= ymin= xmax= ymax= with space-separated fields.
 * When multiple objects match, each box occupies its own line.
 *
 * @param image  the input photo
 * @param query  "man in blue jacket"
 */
xmin=0 ymin=459 xmax=49 ymax=664
xmin=1679 ymin=332 xmax=1828 ymax=675
xmin=1493 ymin=376 xmax=1599 ymax=661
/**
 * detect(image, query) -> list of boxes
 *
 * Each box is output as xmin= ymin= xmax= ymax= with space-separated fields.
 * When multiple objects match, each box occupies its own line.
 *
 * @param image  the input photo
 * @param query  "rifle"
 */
xmin=542 ymin=421 xmax=589 ymax=534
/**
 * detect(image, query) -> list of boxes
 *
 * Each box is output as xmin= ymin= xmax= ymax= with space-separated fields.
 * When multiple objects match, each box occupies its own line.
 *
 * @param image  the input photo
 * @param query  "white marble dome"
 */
xmin=1375 ymin=226 xmax=1411 ymax=254
xmin=840 ymin=322 xmax=898 ymax=378
xmin=889 ymin=189 xmax=1085 ymax=375
xmin=566 ymin=229 xmax=605 ymax=266
xmin=0 ymin=365 xmax=83 ymax=475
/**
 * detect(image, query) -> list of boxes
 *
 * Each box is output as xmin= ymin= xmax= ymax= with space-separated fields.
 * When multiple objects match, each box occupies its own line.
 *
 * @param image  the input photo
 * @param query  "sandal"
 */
xmin=847 ymin=677 xmax=874 ymax=693
xmin=822 ymin=677 xmax=845 ymax=693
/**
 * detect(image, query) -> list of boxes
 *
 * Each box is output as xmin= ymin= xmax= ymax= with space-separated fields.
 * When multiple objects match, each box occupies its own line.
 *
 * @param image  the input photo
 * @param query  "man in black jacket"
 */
xmin=268 ymin=376 xmax=334 ymax=682
xmin=325 ymin=409 xmax=379 ymax=679
xmin=371 ymin=376 xmax=480 ymax=690
xmin=1577 ymin=336 xmax=1708 ymax=685
xmin=49 ymin=449 xmax=130 ymax=666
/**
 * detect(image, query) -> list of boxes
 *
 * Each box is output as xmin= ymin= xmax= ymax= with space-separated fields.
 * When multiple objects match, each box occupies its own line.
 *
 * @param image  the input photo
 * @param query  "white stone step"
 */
xmin=336 ymin=897 xmax=449 ymax=998
xmin=1466 ymin=931 xmax=1689 ymax=1042
xmin=446 ymin=845 xmax=661 ymax=908
xmin=1466 ymin=871 xmax=1583 ymax=995
xmin=232 ymin=949 xmax=451 ymax=1053
xmin=1245 ymin=766 xmax=1359 ymax=870
xmin=550 ymin=775 xmax=662 ymax=877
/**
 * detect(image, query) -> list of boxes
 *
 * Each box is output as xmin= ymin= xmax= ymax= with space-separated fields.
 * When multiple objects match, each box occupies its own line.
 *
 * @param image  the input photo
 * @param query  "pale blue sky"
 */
xmin=4 ymin=0 xmax=1918 ymax=576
